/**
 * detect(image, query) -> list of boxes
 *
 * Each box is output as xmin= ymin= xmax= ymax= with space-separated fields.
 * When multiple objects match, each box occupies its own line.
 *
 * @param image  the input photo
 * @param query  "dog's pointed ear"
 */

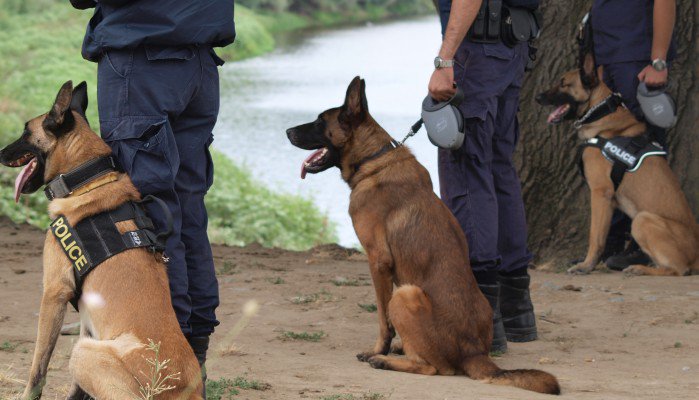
xmin=70 ymin=81 xmax=88 ymax=117
xmin=44 ymin=81 xmax=75 ymax=136
xmin=340 ymin=76 xmax=368 ymax=127
xmin=579 ymin=52 xmax=599 ymax=89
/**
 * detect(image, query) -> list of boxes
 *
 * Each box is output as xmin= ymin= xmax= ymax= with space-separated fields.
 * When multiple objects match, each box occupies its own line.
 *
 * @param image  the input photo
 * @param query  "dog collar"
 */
xmin=350 ymin=140 xmax=400 ymax=175
xmin=574 ymin=93 xmax=624 ymax=129
xmin=44 ymin=156 xmax=117 ymax=201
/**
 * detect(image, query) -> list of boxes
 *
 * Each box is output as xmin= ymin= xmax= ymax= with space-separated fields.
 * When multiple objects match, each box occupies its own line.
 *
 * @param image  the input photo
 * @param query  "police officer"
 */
xmin=70 ymin=0 xmax=235 ymax=393
xmin=430 ymin=0 xmax=539 ymax=353
xmin=590 ymin=0 xmax=676 ymax=270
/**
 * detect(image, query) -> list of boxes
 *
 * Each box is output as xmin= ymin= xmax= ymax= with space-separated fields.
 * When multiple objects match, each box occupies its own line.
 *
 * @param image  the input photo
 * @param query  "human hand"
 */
xmin=638 ymin=65 xmax=668 ymax=88
xmin=428 ymin=68 xmax=456 ymax=101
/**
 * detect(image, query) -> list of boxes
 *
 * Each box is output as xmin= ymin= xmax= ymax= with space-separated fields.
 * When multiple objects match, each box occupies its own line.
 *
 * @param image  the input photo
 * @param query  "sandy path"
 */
xmin=0 ymin=219 xmax=697 ymax=399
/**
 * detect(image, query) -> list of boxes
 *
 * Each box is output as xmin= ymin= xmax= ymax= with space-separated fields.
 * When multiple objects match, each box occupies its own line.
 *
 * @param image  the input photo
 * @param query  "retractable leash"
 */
xmin=399 ymin=88 xmax=466 ymax=150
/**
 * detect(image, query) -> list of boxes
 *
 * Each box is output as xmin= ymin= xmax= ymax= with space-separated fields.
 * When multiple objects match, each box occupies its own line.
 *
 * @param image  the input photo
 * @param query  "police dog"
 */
xmin=286 ymin=77 xmax=559 ymax=395
xmin=0 ymin=82 xmax=202 ymax=399
xmin=536 ymin=55 xmax=699 ymax=276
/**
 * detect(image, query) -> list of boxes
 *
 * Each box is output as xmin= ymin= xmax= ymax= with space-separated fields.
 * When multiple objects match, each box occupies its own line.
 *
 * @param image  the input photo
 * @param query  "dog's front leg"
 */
xmin=569 ymin=186 xmax=615 ymax=275
xmin=22 ymin=287 xmax=70 ymax=400
xmin=357 ymin=255 xmax=395 ymax=362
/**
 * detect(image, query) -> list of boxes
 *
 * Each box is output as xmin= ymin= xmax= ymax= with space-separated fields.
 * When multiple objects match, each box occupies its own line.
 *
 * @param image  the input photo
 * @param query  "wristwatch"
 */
xmin=434 ymin=56 xmax=454 ymax=69
xmin=651 ymin=58 xmax=667 ymax=72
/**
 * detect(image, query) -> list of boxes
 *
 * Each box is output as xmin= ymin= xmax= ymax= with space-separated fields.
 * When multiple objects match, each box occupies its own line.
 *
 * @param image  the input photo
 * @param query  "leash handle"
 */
xmin=401 ymin=118 xmax=424 ymax=145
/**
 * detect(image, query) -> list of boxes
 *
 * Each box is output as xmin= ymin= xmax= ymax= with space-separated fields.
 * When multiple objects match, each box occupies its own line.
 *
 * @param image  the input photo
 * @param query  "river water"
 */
xmin=216 ymin=16 xmax=442 ymax=246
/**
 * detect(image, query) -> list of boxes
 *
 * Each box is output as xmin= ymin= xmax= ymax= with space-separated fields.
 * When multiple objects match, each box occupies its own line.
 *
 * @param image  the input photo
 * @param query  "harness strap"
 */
xmin=44 ymin=156 xmax=117 ymax=200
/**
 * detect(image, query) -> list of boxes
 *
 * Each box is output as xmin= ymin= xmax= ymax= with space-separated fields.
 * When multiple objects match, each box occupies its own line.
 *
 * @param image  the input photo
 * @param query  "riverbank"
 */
xmin=0 ymin=1 xmax=432 ymax=249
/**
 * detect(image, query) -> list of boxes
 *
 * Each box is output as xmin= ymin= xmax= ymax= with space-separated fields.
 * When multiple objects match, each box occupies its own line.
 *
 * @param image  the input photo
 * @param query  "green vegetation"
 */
xmin=331 ymin=277 xmax=370 ymax=287
xmin=0 ymin=0 xmax=431 ymax=249
xmin=279 ymin=330 xmax=326 ymax=342
xmin=358 ymin=303 xmax=377 ymax=312
xmin=0 ymin=341 xmax=19 ymax=352
xmin=320 ymin=394 xmax=386 ymax=400
xmin=290 ymin=289 xmax=334 ymax=304
xmin=267 ymin=276 xmax=285 ymax=284
xmin=206 ymin=376 xmax=271 ymax=399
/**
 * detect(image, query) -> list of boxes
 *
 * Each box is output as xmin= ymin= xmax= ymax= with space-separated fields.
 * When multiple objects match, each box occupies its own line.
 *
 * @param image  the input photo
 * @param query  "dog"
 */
xmin=536 ymin=54 xmax=699 ymax=276
xmin=0 ymin=81 xmax=202 ymax=399
xmin=286 ymin=77 xmax=560 ymax=395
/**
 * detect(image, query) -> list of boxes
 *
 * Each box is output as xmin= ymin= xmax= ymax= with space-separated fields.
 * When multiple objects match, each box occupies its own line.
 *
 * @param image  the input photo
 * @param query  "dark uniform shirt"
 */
xmin=76 ymin=0 xmax=236 ymax=62
xmin=591 ymin=0 xmax=676 ymax=65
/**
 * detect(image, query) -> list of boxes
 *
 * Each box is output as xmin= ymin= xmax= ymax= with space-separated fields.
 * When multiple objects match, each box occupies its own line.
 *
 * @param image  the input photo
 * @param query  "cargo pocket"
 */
xmin=101 ymin=117 xmax=180 ymax=195
xmin=205 ymin=135 xmax=215 ymax=190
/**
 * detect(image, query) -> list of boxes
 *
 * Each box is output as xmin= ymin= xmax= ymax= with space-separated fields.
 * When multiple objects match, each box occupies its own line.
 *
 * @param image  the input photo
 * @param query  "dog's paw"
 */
xmin=567 ymin=263 xmax=594 ymax=275
xmin=356 ymin=351 xmax=377 ymax=362
xmin=368 ymin=356 xmax=389 ymax=370
xmin=389 ymin=341 xmax=404 ymax=355
xmin=622 ymin=265 xmax=645 ymax=276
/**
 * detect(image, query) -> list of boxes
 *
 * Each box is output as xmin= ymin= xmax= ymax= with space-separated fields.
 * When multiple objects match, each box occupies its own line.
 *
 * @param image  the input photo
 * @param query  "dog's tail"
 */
xmin=463 ymin=354 xmax=560 ymax=395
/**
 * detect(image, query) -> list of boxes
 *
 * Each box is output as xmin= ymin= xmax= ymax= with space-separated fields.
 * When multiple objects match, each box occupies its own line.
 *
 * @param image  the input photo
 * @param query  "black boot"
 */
xmin=188 ymin=336 xmax=210 ymax=398
xmin=498 ymin=273 xmax=537 ymax=342
xmin=605 ymin=240 xmax=651 ymax=271
xmin=477 ymin=283 xmax=508 ymax=353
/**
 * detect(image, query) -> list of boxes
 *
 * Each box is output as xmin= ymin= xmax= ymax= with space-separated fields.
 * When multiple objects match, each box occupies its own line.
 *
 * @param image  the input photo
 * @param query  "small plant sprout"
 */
xmin=130 ymin=339 xmax=181 ymax=400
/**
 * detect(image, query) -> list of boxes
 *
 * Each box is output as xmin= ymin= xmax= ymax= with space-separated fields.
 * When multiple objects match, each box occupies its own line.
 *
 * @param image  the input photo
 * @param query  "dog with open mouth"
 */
xmin=536 ymin=53 xmax=699 ymax=276
xmin=0 ymin=81 xmax=203 ymax=399
xmin=286 ymin=77 xmax=560 ymax=395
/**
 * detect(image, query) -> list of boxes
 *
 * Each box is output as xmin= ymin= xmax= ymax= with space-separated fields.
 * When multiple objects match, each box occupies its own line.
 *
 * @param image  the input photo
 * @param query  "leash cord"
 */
xmin=400 ymin=118 xmax=424 ymax=145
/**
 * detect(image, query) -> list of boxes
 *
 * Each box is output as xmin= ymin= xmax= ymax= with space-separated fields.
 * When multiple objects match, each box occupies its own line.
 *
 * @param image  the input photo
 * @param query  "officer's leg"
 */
xmin=491 ymin=84 xmax=536 ymax=343
xmin=96 ymin=47 xmax=201 ymax=337
xmin=438 ymin=113 xmax=506 ymax=353
xmin=170 ymin=47 xmax=221 ymax=396
xmin=601 ymin=62 xmax=652 ymax=269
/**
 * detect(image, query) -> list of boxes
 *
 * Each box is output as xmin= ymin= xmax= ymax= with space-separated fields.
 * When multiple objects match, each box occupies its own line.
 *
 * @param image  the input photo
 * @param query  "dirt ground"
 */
xmin=0 ymin=218 xmax=697 ymax=400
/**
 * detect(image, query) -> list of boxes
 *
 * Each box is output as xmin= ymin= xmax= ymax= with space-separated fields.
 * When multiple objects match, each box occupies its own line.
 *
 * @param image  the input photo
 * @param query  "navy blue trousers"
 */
xmin=97 ymin=45 xmax=221 ymax=337
xmin=438 ymin=41 xmax=533 ymax=273
xmin=601 ymin=61 xmax=668 ymax=247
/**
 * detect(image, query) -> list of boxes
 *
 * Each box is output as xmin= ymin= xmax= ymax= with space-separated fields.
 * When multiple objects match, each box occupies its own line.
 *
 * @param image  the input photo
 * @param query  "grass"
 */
xmin=290 ymin=289 xmax=333 ymax=304
xmin=674 ymin=341 xmax=683 ymax=348
xmin=206 ymin=376 xmax=271 ymax=400
xmin=321 ymin=394 xmax=386 ymax=400
xmin=217 ymin=260 xmax=239 ymax=275
xmin=127 ymin=340 xmax=181 ymax=400
xmin=279 ymin=330 xmax=325 ymax=342
xmin=267 ymin=276 xmax=285 ymax=284
xmin=331 ymin=277 xmax=370 ymax=287
xmin=358 ymin=303 xmax=377 ymax=313
xmin=0 ymin=341 xmax=19 ymax=352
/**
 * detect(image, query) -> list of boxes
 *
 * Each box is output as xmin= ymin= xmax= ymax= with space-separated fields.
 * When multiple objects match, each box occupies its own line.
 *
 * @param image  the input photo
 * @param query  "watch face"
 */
xmin=652 ymin=59 xmax=666 ymax=71
xmin=434 ymin=57 xmax=441 ymax=68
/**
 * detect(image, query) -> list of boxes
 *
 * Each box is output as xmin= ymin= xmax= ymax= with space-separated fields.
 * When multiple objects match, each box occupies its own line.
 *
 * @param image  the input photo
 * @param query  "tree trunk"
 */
xmin=516 ymin=0 xmax=699 ymax=267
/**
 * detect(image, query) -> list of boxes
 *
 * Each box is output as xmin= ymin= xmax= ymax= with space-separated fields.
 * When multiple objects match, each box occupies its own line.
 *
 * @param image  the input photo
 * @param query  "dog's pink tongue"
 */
xmin=300 ymin=149 xmax=325 ymax=180
xmin=547 ymin=105 xmax=568 ymax=124
xmin=14 ymin=159 xmax=36 ymax=203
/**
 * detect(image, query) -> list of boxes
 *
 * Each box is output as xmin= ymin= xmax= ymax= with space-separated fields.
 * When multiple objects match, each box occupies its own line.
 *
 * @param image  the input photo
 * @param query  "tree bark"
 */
xmin=516 ymin=0 xmax=699 ymax=267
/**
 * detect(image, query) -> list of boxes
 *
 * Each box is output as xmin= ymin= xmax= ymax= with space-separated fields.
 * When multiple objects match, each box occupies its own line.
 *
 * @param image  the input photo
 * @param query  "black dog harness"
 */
xmin=578 ymin=135 xmax=667 ymax=190
xmin=46 ymin=158 xmax=173 ymax=310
